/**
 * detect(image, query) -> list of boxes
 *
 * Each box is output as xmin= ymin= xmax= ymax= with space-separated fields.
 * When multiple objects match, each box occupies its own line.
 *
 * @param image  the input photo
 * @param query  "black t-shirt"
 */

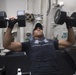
xmin=21 ymin=40 xmax=30 ymax=52
xmin=21 ymin=39 xmax=59 ymax=52
xmin=21 ymin=38 xmax=61 ymax=75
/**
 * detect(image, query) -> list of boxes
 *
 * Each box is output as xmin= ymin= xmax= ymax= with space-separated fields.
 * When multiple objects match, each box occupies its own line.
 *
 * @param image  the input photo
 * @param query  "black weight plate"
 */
xmin=54 ymin=9 xmax=66 ymax=25
xmin=71 ymin=12 xmax=76 ymax=27
xmin=0 ymin=11 xmax=7 ymax=28
xmin=0 ymin=11 xmax=7 ymax=21
xmin=0 ymin=21 xmax=7 ymax=28
xmin=54 ymin=9 xmax=61 ymax=24
xmin=17 ymin=10 xmax=26 ymax=27
xmin=71 ymin=12 xmax=76 ymax=19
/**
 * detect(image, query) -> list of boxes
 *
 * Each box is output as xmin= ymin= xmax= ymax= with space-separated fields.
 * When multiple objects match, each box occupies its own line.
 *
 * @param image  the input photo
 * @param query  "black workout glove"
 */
xmin=65 ymin=17 xmax=72 ymax=29
xmin=8 ymin=19 xmax=17 ymax=29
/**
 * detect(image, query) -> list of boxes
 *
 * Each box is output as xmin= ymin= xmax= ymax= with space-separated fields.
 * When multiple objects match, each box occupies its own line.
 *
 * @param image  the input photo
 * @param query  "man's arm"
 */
xmin=3 ymin=28 xmax=22 ymax=52
xmin=59 ymin=27 xmax=75 ymax=49
xmin=3 ymin=18 xmax=22 ymax=52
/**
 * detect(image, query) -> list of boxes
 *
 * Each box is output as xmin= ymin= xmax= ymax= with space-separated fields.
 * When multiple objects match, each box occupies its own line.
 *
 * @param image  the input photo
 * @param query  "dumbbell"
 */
xmin=54 ymin=9 xmax=76 ymax=27
xmin=0 ymin=10 xmax=26 ymax=28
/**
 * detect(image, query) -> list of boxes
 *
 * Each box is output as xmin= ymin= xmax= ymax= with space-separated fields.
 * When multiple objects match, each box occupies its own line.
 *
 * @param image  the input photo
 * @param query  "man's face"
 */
xmin=33 ymin=27 xmax=43 ymax=38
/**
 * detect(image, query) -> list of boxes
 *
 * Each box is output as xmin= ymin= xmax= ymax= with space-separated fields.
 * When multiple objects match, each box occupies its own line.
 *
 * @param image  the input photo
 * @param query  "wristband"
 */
xmin=8 ymin=19 xmax=17 ymax=29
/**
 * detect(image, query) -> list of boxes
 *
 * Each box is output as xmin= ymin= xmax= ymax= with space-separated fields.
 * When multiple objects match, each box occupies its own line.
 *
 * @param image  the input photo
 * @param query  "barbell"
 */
xmin=54 ymin=9 xmax=76 ymax=27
